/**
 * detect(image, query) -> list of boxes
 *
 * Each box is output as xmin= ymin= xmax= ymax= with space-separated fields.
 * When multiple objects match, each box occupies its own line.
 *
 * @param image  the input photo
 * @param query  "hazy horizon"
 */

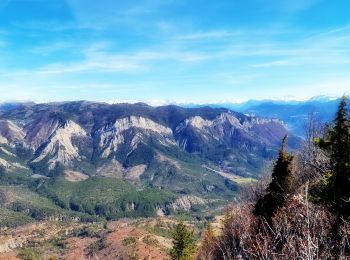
xmin=0 ymin=95 xmax=342 ymax=108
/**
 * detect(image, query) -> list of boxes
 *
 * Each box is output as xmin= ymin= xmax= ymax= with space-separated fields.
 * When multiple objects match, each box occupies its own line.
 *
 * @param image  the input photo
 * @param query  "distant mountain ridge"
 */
xmin=191 ymin=97 xmax=340 ymax=137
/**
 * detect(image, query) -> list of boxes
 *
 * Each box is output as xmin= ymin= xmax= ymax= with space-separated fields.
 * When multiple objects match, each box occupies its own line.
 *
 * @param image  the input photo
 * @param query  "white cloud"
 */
xmin=0 ymin=59 xmax=141 ymax=77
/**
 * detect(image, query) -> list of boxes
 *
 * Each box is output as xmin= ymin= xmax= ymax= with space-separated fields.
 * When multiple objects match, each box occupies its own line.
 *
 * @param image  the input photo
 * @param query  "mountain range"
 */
xmin=0 ymin=101 xmax=300 ymax=220
xmin=201 ymin=96 xmax=340 ymax=137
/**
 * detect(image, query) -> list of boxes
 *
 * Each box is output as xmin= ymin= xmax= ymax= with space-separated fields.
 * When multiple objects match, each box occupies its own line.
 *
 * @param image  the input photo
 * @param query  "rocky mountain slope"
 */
xmin=0 ymin=101 xmax=301 ymax=219
xmin=205 ymin=97 xmax=339 ymax=137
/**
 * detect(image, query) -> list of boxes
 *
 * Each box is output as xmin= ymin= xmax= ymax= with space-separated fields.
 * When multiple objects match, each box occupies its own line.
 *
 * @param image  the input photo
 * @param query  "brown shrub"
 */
xmin=196 ymin=222 xmax=217 ymax=260
xmin=197 ymin=195 xmax=350 ymax=260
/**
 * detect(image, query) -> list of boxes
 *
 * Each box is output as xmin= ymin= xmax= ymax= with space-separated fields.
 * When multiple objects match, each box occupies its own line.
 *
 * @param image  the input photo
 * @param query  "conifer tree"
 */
xmin=170 ymin=222 xmax=196 ymax=260
xmin=253 ymin=136 xmax=294 ymax=222
xmin=318 ymin=95 xmax=350 ymax=216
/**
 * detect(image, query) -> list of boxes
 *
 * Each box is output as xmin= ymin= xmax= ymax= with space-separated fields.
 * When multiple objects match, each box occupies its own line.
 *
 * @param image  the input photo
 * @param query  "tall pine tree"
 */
xmin=170 ymin=222 xmax=196 ymax=260
xmin=318 ymin=95 xmax=350 ymax=216
xmin=253 ymin=136 xmax=294 ymax=222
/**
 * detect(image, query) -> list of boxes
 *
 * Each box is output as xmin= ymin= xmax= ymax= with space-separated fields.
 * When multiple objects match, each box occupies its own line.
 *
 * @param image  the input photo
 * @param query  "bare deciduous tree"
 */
xmin=295 ymin=112 xmax=330 ymax=187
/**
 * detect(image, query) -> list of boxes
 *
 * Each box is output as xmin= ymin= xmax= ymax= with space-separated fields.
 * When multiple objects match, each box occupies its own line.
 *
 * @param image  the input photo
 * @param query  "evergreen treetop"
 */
xmin=253 ymin=136 xmax=294 ymax=221
xmin=318 ymin=95 xmax=350 ymax=216
xmin=170 ymin=222 xmax=196 ymax=260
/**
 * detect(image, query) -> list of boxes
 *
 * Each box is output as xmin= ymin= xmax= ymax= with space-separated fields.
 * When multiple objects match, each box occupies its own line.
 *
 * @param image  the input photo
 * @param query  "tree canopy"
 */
xmin=318 ymin=95 xmax=350 ymax=216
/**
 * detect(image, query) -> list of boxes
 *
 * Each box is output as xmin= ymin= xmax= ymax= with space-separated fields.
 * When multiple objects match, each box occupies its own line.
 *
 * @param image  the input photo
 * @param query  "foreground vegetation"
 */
xmin=192 ymin=96 xmax=350 ymax=259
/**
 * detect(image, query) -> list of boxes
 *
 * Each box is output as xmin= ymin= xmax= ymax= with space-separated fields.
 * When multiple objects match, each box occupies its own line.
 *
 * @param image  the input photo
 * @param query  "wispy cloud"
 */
xmin=11 ymin=20 xmax=82 ymax=32
xmin=307 ymin=25 xmax=350 ymax=39
xmin=4 ymin=24 xmax=350 ymax=77
xmin=30 ymin=41 xmax=76 ymax=55
xmin=241 ymin=24 xmax=350 ymax=68
xmin=253 ymin=60 xmax=292 ymax=68
xmin=0 ymin=58 xmax=141 ymax=77
xmin=0 ymin=46 xmax=210 ymax=77
xmin=176 ymin=30 xmax=240 ymax=40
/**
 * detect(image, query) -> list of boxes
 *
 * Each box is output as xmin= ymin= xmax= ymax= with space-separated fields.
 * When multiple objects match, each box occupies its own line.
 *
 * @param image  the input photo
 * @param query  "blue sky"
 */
xmin=0 ymin=0 xmax=349 ymax=104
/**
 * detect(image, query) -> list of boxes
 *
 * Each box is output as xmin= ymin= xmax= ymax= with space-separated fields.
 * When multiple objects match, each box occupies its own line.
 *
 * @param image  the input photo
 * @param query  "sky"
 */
xmin=0 ymin=0 xmax=349 ymax=104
